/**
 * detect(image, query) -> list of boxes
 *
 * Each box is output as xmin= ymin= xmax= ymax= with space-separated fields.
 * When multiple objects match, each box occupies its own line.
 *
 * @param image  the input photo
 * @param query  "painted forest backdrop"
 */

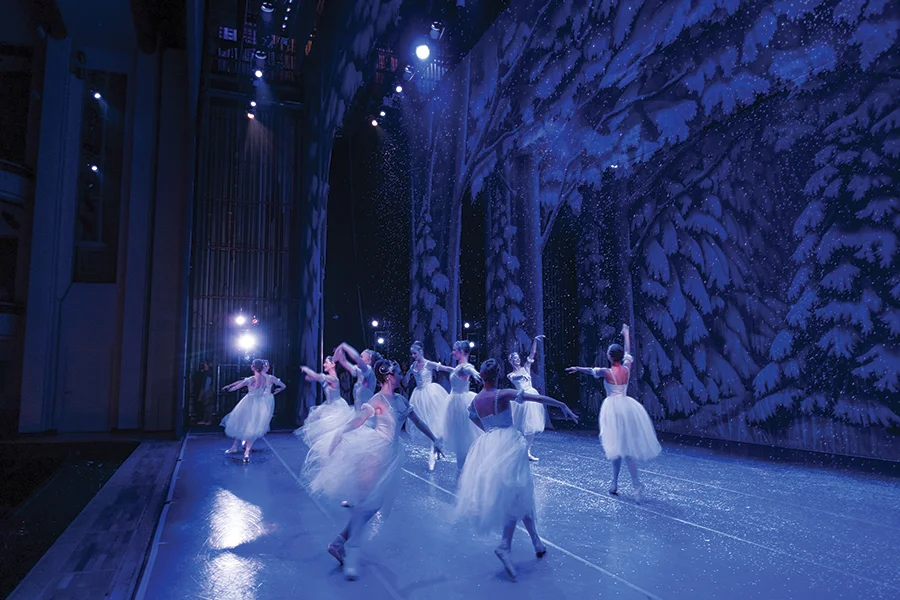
xmin=403 ymin=0 xmax=900 ymax=460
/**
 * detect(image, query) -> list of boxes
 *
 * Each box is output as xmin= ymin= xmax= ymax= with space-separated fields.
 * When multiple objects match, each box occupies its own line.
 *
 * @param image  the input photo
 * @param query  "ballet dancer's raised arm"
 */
xmin=621 ymin=324 xmax=633 ymax=366
xmin=407 ymin=410 xmax=444 ymax=458
xmin=527 ymin=334 xmax=545 ymax=365
xmin=301 ymin=365 xmax=337 ymax=387
xmin=221 ymin=377 xmax=251 ymax=392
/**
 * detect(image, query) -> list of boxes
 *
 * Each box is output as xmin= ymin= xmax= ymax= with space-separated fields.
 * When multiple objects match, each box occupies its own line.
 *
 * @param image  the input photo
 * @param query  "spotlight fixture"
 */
xmin=250 ymin=101 xmax=257 ymax=107
xmin=468 ymin=341 xmax=475 ymax=348
xmin=93 ymin=92 xmax=101 ymax=100
xmin=247 ymin=112 xmax=255 ymax=119
xmin=371 ymin=119 xmax=378 ymax=127
xmin=286 ymin=6 xmax=291 ymax=11
xmin=261 ymin=1 xmax=275 ymax=12
xmin=371 ymin=320 xmax=379 ymax=328
xmin=464 ymin=322 xmax=470 ymax=329
xmin=237 ymin=332 xmax=257 ymax=351
xmin=403 ymin=65 xmax=414 ymax=81
xmin=90 ymin=165 xmax=98 ymax=172
xmin=255 ymin=50 xmax=267 ymax=60
xmin=254 ymin=69 xmax=263 ymax=78
xmin=379 ymin=110 xmax=386 ymax=117
xmin=395 ymin=85 xmax=403 ymax=93
xmin=415 ymin=44 xmax=430 ymax=60
xmin=430 ymin=21 xmax=444 ymax=40
xmin=235 ymin=314 xmax=247 ymax=326
xmin=377 ymin=337 xmax=385 ymax=345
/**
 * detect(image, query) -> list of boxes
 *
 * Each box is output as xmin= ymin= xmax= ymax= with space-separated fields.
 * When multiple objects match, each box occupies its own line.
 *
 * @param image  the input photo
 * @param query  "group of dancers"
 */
xmin=216 ymin=324 xmax=661 ymax=581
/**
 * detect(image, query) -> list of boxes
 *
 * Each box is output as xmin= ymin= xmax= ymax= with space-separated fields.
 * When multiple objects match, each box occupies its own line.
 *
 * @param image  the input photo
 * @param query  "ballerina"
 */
xmin=220 ymin=359 xmax=285 ymax=463
xmin=334 ymin=342 xmax=382 ymax=408
xmin=455 ymin=358 xmax=578 ymax=580
xmin=402 ymin=341 xmax=450 ymax=471
xmin=438 ymin=340 xmax=483 ymax=471
xmin=508 ymin=334 xmax=546 ymax=461
xmin=567 ymin=324 xmax=660 ymax=500
xmin=303 ymin=359 xmax=443 ymax=580
xmin=294 ymin=355 xmax=354 ymax=447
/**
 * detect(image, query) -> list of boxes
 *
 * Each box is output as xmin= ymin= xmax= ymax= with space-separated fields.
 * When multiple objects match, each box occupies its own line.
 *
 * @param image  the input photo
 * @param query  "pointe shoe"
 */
xmin=340 ymin=500 xmax=352 ymax=508
xmin=243 ymin=453 xmax=250 ymax=463
xmin=327 ymin=536 xmax=346 ymax=565
xmin=608 ymin=487 xmax=618 ymax=496
xmin=534 ymin=540 xmax=547 ymax=558
xmin=225 ymin=448 xmax=239 ymax=455
xmin=528 ymin=454 xmax=539 ymax=462
xmin=494 ymin=546 xmax=517 ymax=579
xmin=344 ymin=548 xmax=359 ymax=580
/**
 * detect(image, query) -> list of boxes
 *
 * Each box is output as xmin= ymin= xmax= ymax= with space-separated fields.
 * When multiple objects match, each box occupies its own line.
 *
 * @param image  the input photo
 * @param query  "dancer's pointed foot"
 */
xmin=344 ymin=547 xmax=359 ymax=580
xmin=242 ymin=453 xmax=250 ymax=464
xmin=608 ymin=486 xmax=618 ymax=496
xmin=340 ymin=500 xmax=352 ymax=508
xmin=225 ymin=448 xmax=239 ymax=455
xmin=528 ymin=454 xmax=539 ymax=462
xmin=327 ymin=536 xmax=346 ymax=565
xmin=533 ymin=540 xmax=547 ymax=558
xmin=495 ymin=546 xmax=517 ymax=579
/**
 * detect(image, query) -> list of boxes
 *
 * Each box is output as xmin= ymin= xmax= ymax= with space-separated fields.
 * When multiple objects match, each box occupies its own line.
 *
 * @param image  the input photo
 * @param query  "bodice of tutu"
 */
xmin=469 ymin=391 xmax=514 ymax=431
xmin=449 ymin=366 xmax=473 ymax=393
xmin=322 ymin=381 xmax=343 ymax=403
xmin=353 ymin=364 xmax=376 ymax=403
xmin=366 ymin=393 xmax=412 ymax=441
xmin=594 ymin=365 xmax=631 ymax=397
xmin=508 ymin=368 xmax=535 ymax=393
xmin=412 ymin=362 xmax=438 ymax=387
xmin=244 ymin=374 xmax=277 ymax=396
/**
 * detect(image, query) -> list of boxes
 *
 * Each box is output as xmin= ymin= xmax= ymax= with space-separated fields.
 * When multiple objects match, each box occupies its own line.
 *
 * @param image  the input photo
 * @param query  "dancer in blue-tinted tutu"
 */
xmin=334 ymin=342 xmax=382 ymax=408
xmin=403 ymin=341 xmax=449 ymax=471
xmin=567 ymin=324 xmax=660 ymax=500
xmin=508 ymin=333 xmax=546 ymax=461
xmin=293 ymin=355 xmax=354 ymax=447
xmin=303 ymin=359 xmax=443 ymax=580
xmin=438 ymin=341 xmax=483 ymax=471
xmin=220 ymin=359 xmax=286 ymax=463
xmin=455 ymin=358 xmax=578 ymax=580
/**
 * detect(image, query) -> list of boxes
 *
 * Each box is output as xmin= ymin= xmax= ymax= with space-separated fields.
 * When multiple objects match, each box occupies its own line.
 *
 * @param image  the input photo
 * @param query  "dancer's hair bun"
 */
xmin=480 ymin=358 xmax=500 ymax=383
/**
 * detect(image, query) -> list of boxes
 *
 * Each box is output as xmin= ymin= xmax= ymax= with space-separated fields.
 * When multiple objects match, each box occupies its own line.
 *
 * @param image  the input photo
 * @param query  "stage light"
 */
xmin=237 ymin=333 xmax=257 ymax=351
xmin=261 ymin=1 xmax=275 ymax=12
xmin=90 ymin=165 xmax=98 ymax=172
xmin=611 ymin=164 xmax=619 ymax=169
xmin=247 ymin=112 xmax=255 ymax=119
xmin=415 ymin=45 xmax=430 ymax=60
xmin=250 ymin=101 xmax=257 ymax=107
xmin=468 ymin=341 xmax=475 ymax=348
xmin=430 ymin=22 xmax=444 ymax=40
xmin=371 ymin=320 xmax=379 ymax=328
xmin=93 ymin=92 xmax=101 ymax=100
xmin=254 ymin=69 xmax=263 ymax=78
xmin=396 ymin=85 xmax=403 ymax=93
xmin=371 ymin=119 xmax=378 ymax=127
xmin=255 ymin=50 xmax=267 ymax=60
xmin=377 ymin=337 xmax=385 ymax=345
xmin=464 ymin=322 xmax=470 ymax=329
xmin=379 ymin=110 xmax=386 ymax=117
xmin=235 ymin=315 xmax=247 ymax=326
xmin=251 ymin=317 xmax=259 ymax=325
xmin=286 ymin=6 xmax=291 ymax=11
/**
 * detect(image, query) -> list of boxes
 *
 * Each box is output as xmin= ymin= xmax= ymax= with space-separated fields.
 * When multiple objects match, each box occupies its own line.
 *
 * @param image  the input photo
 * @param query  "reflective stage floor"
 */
xmin=136 ymin=431 xmax=900 ymax=600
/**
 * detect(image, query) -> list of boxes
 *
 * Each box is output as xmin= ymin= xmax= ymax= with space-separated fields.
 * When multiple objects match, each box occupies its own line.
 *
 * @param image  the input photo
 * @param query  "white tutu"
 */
xmin=302 ymin=427 xmax=403 ymax=513
xmin=444 ymin=390 xmax=482 ymax=461
xmin=454 ymin=427 xmax=536 ymax=534
xmin=294 ymin=398 xmax=354 ymax=447
xmin=599 ymin=393 xmax=661 ymax=460
xmin=512 ymin=390 xmax=546 ymax=436
xmin=221 ymin=392 xmax=274 ymax=441
xmin=408 ymin=383 xmax=449 ymax=443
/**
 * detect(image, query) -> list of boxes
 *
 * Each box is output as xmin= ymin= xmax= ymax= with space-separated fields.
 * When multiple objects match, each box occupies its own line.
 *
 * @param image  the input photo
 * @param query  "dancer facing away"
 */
xmin=221 ymin=359 xmax=285 ymax=463
xmin=303 ymin=360 xmax=443 ymax=580
xmin=334 ymin=342 xmax=381 ymax=408
xmin=438 ymin=340 xmax=483 ymax=471
xmin=455 ymin=358 xmax=578 ymax=580
xmin=508 ymin=334 xmax=546 ymax=461
xmin=402 ymin=341 xmax=450 ymax=471
xmin=294 ymin=355 xmax=354 ymax=447
xmin=567 ymin=324 xmax=660 ymax=499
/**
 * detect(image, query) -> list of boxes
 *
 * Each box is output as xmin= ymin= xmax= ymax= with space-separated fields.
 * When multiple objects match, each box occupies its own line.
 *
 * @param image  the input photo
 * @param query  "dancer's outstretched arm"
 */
xmin=300 ymin=366 xmax=329 ymax=383
xmin=516 ymin=391 xmax=579 ymax=424
xmin=565 ymin=366 xmax=596 ymax=376
xmin=408 ymin=411 xmax=444 ymax=458
xmin=460 ymin=363 xmax=481 ymax=382
xmin=221 ymin=377 xmax=250 ymax=392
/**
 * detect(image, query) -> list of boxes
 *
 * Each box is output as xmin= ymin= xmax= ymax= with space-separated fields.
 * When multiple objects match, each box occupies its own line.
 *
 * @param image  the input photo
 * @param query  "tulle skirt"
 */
xmin=408 ymin=383 xmax=449 ymax=443
xmin=443 ymin=390 xmax=482 ymax=461
xmin=302 ymin=427 xmax=403 ymax=514
xmin=599 ymin=393 xmax=661 ymax=460
xmin=454 ymin=427 xmax=536 ymax=534
xmin=221 ymin=392 xmax=274 ymax=442
xmin=512 ymin=388 xmax=546 ymax=436
xmin=294 ymin=398 xmax=355 ymax=447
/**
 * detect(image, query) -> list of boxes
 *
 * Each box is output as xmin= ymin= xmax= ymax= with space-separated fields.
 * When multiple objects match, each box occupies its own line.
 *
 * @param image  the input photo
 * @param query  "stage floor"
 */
xmin=136 ymin=431 xmax=899 ymax=600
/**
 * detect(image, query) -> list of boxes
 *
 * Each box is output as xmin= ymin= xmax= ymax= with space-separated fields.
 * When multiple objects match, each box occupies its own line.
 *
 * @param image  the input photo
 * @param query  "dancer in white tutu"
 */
xmin=303 ymin=359 xmax=443 ymax=580
xmin=402 ymin=341 xmax=449 ymax=471
xmin=567 ymin=324 xmax=660 ymax=499
xmin=334 ymin=342 xmax=381 ymax=407
xmin=508 ymin=334 xmax=546 ymax=461
xmin=455 ymin=359 xmax=578 ymax=580
xmin=220 ymin=359 xmax=285 ymax=463
xmin=293 ymin=356 xmax=354 ymax=447
xmin=438 ymin=340 xmax=483 ymax=471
